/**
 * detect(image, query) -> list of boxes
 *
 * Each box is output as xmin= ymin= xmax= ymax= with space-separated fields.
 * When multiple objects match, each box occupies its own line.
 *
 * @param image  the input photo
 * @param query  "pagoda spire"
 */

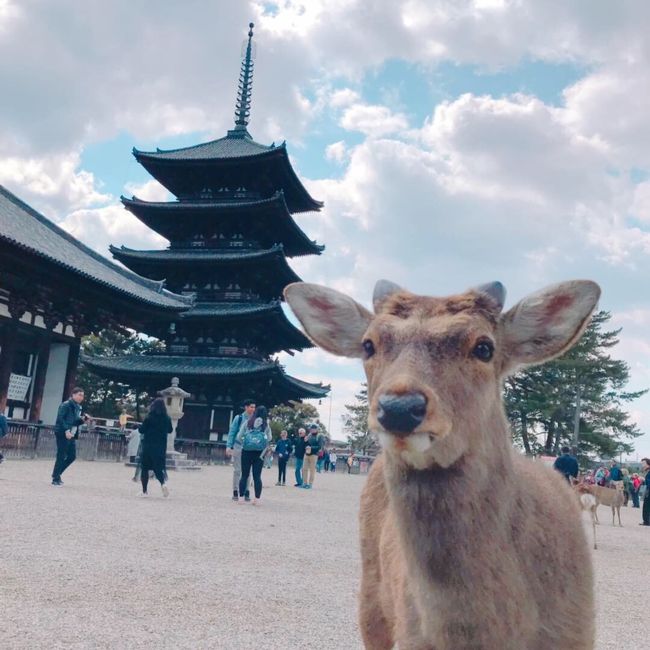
xmin=232 ymin=22 xmax=255 ymax=137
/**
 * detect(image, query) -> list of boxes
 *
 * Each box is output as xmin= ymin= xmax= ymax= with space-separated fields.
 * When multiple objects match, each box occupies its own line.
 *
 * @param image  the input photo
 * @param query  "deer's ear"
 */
xmin=501 ymin=280 xmax=600 ymax=371
xmin=284 ymin=283 xmax=372 ymax=358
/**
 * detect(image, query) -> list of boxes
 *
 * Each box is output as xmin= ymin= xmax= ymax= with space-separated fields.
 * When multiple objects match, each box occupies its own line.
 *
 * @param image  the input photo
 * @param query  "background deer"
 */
xmin=285 ymin=278 xmax=599 ymax=650
xmin=581 ymin=482 xmax=625 ymax=526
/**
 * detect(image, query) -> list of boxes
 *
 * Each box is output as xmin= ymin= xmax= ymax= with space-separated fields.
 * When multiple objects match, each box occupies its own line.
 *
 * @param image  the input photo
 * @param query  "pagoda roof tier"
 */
xmin=132 ymin=135 xmax=323 ymax=213
xmin=82 ymin=354 xmax=329 ymax=401
xmin=0 ymin=184 xmax=191 ymax=315
xmin=177 ymin=300 xmax=313 ymax=353
xmin=110 ymin=243 xmax=302 ymax=291
xmin=121 ymin=191 xmax=324 ymax=257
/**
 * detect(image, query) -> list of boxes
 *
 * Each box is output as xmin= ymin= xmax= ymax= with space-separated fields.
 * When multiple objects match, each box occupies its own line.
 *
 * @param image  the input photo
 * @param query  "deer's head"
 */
xmin=285 ymin=280 xmax=600 ymax=470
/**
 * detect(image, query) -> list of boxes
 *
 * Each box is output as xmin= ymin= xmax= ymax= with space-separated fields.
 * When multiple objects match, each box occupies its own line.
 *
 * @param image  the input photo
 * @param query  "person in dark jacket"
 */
xmin=51 ymin=387 xmax=90 ymax=486
xmin=553 ymin=446 xmax=579 ymax=484
xmin=293 ymin=428 xmax=307 ymax=487
xmin=302 ymin=423 xmax=322 ymax=489
xmin=0 ymin=412 xmax=7 ymax=464
xmin=274 ymin=429 xmax=293 ymax=486
xmin=138 ymin=398 xmax=172 ymax=498
xmin=641 ymin=457 xmax=650 ymax=526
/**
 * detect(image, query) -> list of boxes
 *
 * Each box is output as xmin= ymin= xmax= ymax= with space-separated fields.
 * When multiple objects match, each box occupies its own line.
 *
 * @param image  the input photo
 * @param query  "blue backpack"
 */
xmin=241 ymin=427 xmax=268 ymax=452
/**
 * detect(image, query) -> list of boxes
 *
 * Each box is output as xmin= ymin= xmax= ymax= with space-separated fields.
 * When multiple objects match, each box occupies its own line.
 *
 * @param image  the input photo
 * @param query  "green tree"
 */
xmin=504 ymin=311 xmax=646 ymax=459
xmin=269 ymin=401 xmax=327 ymax=441
xmin=343 ymin=383 xmax=377 ymax=454
xmin=78 ymin=330 xmax=163 ymax=419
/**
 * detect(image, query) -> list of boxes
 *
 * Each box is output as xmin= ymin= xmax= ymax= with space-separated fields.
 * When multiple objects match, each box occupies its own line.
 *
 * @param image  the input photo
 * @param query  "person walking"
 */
xmin=302 ymin=423 xmax=322 ymax=489
xmin=609 ymin=460 xmax=623 ymax=489
xmin=323 ymin=449 xmax=331 ymax=472
xmin=226 ymin=399 xmax=255 ymax=502
xmin=126 ymin=426 xmax=142 ymax=482
xmin=264 ymin=444 xmax=274 ymax=470
xmin=329 ymin=450 xmax=337 ymax=473
xmin=641 ymin=457 xmax=650 ymax=526
xmin=552 ymin=446 xmax=579 ymax=484
xmin=119 ymin=409 xmax=128 ymax=433
xmin=237 ymin=405 xmax=271 ymax=505
xmin=51 ymin=387 xmax=90 ymax=486
xmin=631 ymin=473 xmax=641 ymax=508
xmin=275 ymin=429 xmax=292 ymax=486
xmin=138 ymin=398 xmax=172 ymax=498
xmin=293 ymin=428 xmax=307 ymax=487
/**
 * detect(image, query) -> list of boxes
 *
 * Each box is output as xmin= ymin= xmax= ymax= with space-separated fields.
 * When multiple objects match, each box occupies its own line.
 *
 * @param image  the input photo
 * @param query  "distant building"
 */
xmin=0 ymin=185 xmax=189 ymax=423
xmin=84 ymin=24 xmax=329 ymax=441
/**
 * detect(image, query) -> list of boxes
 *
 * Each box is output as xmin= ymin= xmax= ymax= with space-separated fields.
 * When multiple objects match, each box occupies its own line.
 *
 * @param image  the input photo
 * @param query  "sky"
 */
xmin=1 ymin=0 xmax=650 ymax=457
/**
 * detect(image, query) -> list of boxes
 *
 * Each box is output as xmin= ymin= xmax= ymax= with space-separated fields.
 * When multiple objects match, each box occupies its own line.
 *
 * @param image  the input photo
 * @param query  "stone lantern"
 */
xmin=159 ymin=377 xmax=191 ymax=453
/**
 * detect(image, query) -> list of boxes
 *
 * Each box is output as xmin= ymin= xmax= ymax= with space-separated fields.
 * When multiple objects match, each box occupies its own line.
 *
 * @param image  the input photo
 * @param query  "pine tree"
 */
xmin=504 ymin=311 xmax=646 ymax=458
xmin=343 ymin=383 xmax=377 ymax=454
xmin=269 ymin=402 xmax=327 ymax=441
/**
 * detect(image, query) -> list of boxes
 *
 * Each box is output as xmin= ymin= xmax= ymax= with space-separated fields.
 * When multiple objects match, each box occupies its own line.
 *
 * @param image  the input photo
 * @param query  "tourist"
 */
xmin=347 ymin=453 xmax=355 ymax=474
xmin=641 ymin=458 xmax=650 ymax=526
xmin=237 ymin=405 xmax=271 ymax=505
xmin=609 ymin=460 xmax=623 ymax=489
xmin=51 ymin=387 xmax=90 ymax=486
xmin=302 ymin=423 xmax=322 ymax=489
xmin=119 ymin=409 xmax=128 ymax=433
xmin=275 ymin=430 xmax=292 ymax=486
xmin=126 ymin=426 xmax=142 ymax=482
xmin=329 ymin=450 xmax=337 ymax=473
xmin=631 ymin=473 xmax=641 ymax=508
xmin=552 ymin=446 xmax=579 ymax=484
xmin=264 ymin=443 xmax=274 ymax=470
xmin=0 ymin=411 xmax=7 ymax=464
xmin=323 ymin=448 xmax=330 ymax=472
xmin=226 ymin=399 xmax=255 ymax=502
xmin=138 ymin=398 xmax=172 ymax=498
xmin=595 ymin=466 xmax=608 ymax=486
xmin=293 ymin=428 xmax=307 ymax=487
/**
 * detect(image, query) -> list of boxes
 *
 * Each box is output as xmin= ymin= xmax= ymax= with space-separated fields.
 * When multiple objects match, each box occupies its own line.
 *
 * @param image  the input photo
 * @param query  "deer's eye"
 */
xmin=472 ymin=340 xmax=494 ymax=362
xmin=362 ymin=339 xmax=375 ymax=358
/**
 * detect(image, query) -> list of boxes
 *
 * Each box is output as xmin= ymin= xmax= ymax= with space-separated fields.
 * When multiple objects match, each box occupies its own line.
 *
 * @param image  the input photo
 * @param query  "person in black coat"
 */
xmin=51 ymin=387 xmax=90 ymax=486
xmin=553 ymin=446 xmax=579 ymax=483
xmin=138 ymin=398 xmax=172 ymax=498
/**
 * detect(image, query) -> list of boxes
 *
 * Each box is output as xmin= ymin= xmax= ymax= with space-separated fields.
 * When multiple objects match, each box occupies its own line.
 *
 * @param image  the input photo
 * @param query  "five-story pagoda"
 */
xmin=84 ymin=24 xmax=328 ymax=440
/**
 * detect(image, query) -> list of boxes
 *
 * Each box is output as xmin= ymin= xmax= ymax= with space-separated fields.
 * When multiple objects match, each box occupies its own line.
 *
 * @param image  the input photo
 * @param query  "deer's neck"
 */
xmin=383 ymin=433 xmax=515 ymax=584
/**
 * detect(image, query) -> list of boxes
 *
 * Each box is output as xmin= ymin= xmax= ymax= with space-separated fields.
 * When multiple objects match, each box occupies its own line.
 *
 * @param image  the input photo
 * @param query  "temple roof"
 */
xmin=0 ymin=184 xmax=191 ymax=312
xmin=121 ymin=191 xmax=324 ymax=257
xmin=82 ymin=353 xmax=329 ymax=399
xmin=133 ymin=140 xmax=323 ymax=213
xmin=133 ymin=133 xmax=274 ymax=161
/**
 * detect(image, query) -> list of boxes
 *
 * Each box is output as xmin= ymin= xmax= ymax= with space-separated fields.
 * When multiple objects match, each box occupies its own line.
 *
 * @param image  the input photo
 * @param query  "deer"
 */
xmin=580 ymin=482 xmax=624 ymax=527
xmin=285 ymin=278 xmax=599 ymax=650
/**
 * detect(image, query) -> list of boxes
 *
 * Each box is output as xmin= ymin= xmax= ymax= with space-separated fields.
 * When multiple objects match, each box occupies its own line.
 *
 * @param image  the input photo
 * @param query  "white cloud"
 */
xmin=325 ymin=140 xmax=348 ymax=163
xmin=329 ymin=88 xmax=361 ymax=108
xmin=340 ymin=103 xmax=409 ymax=136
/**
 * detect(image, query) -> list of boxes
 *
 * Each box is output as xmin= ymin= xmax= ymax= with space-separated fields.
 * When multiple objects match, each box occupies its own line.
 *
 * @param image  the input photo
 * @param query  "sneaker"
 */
xmin=294 ymin=483 xmax=302 ymax=488
xmin=281 ymin=482 xmax=286 ymax=486
xmin=139 ymin=492 xmax=149 ymax=498
xmin=51 ymin=479 xmax=63 ymax=486
xmin=244 ymin=495 xmax=252 ymax=502
xmin=275 ymin=481 xmax=282 ymax=486
xmin=252 ymin=498 xmax=259 ymax=506
xmin=161 ymin=485 xmax=169 ymax=498
xmin=302 ymin=484 xmax=311 ymax=489
xmin=232 ymin=494 xmax=239 ymax=502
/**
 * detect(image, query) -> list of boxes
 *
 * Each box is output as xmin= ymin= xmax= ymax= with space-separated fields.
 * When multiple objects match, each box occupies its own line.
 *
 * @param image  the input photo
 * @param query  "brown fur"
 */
xmin=284 ymin=280 xmax=598 ymax=650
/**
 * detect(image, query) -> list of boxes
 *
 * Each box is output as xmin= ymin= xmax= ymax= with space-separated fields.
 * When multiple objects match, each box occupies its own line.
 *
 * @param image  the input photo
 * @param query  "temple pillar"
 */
xmin=62 ymin=339 xmax=81 ymax=401
xmin=0 ymin=321 xmax=18 ymax=413
xmin=29 ymin=332 xmax=52 ymax=422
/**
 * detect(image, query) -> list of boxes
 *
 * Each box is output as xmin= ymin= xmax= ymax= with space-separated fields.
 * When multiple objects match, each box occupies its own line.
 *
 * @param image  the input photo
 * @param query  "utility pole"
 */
xmin=572 ymin=381 xmax=581 ymax=451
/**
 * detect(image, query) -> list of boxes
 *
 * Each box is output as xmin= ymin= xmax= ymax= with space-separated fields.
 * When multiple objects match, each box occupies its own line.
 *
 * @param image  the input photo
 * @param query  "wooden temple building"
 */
xmin=84 ymin=23 xmax=329 ymax=440
xmin=0 ymin=185 xmax=190 ymax=425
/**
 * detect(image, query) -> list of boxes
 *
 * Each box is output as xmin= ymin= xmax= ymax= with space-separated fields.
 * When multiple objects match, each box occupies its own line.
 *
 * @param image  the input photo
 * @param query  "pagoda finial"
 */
xmin=233 ymin=22 xmax=255 ymax=136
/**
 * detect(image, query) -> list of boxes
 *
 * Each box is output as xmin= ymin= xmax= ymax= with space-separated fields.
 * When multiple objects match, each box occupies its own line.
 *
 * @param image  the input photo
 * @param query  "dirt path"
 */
xmin=0 ymin=460 xmax=647 ymax=649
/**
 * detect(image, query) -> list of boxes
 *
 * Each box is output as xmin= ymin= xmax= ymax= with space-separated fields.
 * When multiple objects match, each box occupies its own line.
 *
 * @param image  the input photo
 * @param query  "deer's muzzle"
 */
xmin=376 ymin=392 xmax=427 ymax=436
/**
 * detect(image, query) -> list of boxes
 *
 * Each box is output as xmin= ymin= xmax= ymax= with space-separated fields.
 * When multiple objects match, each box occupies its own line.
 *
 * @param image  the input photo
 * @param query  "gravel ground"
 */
xmin=1 ymin=460 xmax=648 ymax=649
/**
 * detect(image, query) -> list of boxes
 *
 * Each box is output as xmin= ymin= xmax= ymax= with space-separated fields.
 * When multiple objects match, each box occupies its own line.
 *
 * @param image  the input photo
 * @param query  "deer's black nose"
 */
xmin=376 ymin=392 xmax=427 ymax=435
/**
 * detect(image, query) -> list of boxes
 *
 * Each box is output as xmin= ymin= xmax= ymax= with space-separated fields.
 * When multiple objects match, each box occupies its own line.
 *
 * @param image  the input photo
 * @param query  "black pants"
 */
xmin=52 ymin=435 xmax=76 ymax=480
xmin=240 ymin=450 xmax=263 ymax=499
xmin=643 ymin=493 xmax=650 ymax=525
xmin=278 ymin=457 xmax=288 ymax=484
xmin=140 ymin=450 xmax=165 ymax=493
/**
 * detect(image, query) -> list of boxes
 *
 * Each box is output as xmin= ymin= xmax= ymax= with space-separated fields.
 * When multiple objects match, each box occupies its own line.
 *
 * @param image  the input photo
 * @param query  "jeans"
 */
xmin=295 ymin=458 xmax=304 ymax=485
xmin=231 ymin=445 xmax=250 ymax=497
xmin=52 ymin=435 xmax=76 ymax=480
xmin=631 ymin=489 xmax=640 ymax=508
xmin=240 ymin=450 xmax=264 ymax=499
xmin=278 ymin=457 xmax=288 ymax=484
xmin=304 ymin=455 xmax=317 ymax=486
